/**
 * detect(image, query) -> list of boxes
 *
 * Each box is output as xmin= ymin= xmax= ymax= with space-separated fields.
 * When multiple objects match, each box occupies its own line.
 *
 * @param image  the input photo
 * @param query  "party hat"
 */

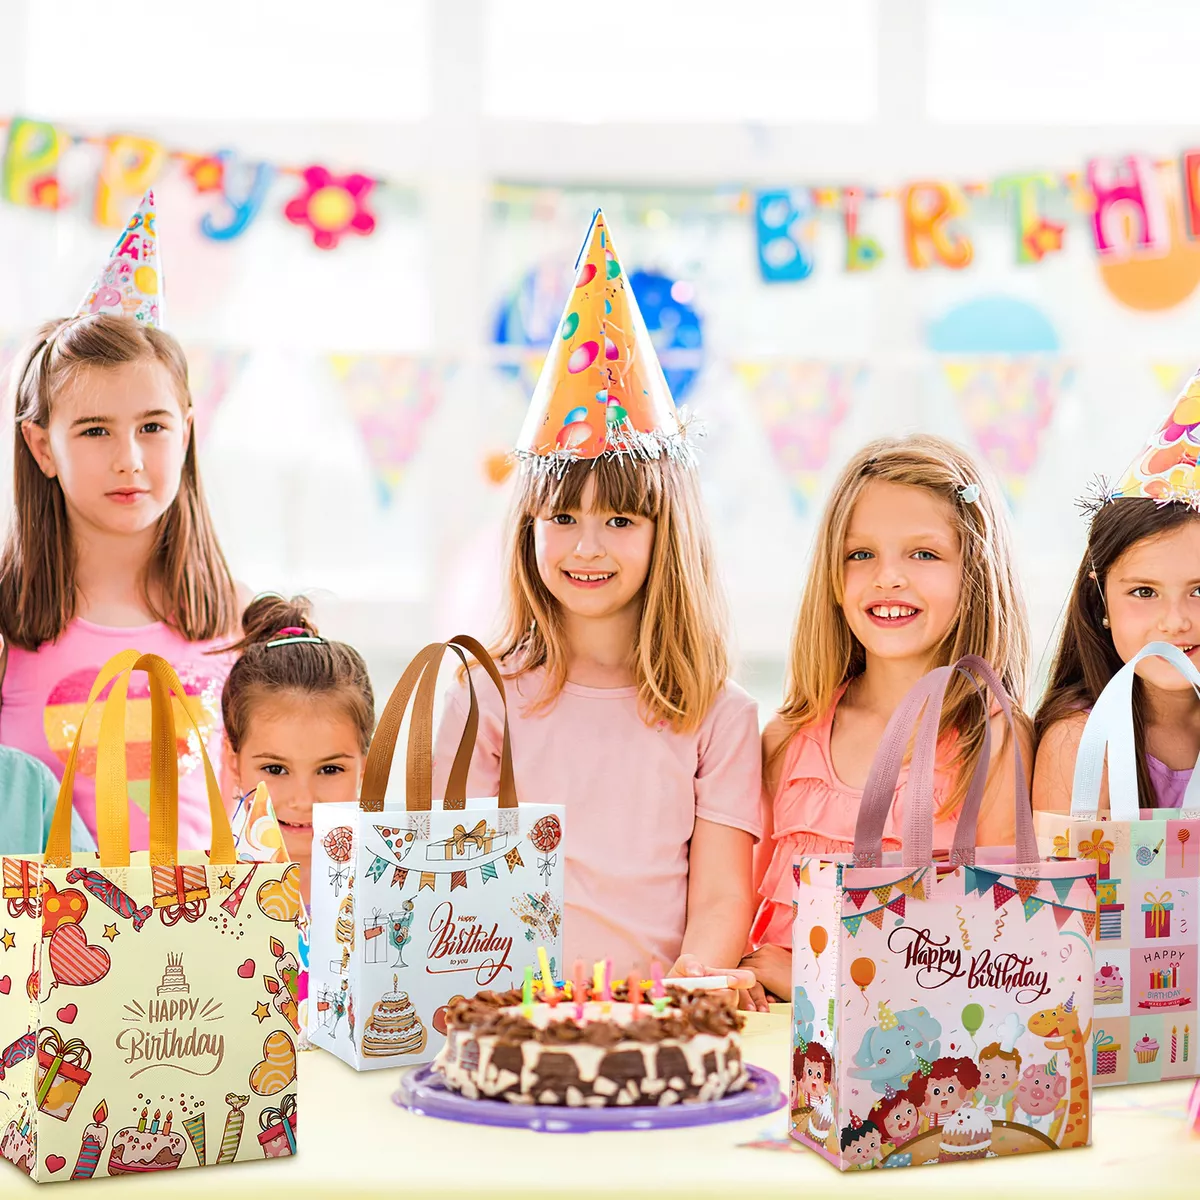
xmin=1112 ymin=365 xmax=1200 ymax=507
xmin=515 ymin=209 xmax=688 ymax=468
xmin=876 ymin=1000 xmax=897 ymax=1031
xmin=76 ymin=190 xmax=163 ymax=326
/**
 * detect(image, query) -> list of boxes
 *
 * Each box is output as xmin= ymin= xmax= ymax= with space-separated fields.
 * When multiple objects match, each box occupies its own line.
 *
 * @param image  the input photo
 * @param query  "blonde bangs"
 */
xmin=491 ymin=455 xmax=729 ymax=733
xmin=776 ymin=435 xmax=1031 ymax=816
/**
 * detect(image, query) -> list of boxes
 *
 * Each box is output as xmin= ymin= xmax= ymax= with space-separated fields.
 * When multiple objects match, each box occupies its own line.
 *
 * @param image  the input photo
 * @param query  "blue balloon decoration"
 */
xmin=927 ymin=296 xmax=1060 ymax=355
xmin=628 ymin=270 xmax=703 ymax=405
xmin=565 ymin=406 xmax=589 ymax=425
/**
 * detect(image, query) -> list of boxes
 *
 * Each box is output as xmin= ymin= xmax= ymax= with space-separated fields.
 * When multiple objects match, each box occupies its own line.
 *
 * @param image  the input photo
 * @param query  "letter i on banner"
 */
xmin=95 ymin=136 xmax=166 ymax=227
xmin=902 ymin=182 xmax=973 ymax=269
xmin=841 ymin=187 xmax=883 ymax=271
xmin=2 ymin=118 xmax=64 ymax=208
xmin=1087 ymin=155 xmax=1169 ymax=258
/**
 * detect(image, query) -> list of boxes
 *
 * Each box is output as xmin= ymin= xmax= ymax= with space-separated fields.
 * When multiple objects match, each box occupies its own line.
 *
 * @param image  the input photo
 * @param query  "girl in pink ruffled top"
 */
xmin=741 ymin=437 xmax=1033 ymax=1004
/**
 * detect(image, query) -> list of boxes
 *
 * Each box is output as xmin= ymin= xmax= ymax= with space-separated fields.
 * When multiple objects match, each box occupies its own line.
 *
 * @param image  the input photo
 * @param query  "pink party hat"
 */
xmin=76 ymin=190 xmax=163 ymax=326
xmin=1113 ymin=365 xmax=1200 ymax=507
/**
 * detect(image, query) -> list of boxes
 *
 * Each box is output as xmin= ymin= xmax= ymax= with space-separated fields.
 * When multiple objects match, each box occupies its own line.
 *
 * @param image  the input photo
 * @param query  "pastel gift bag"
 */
xmin=309 ymin=635 xmax=564 ymax=1071
xmin=0 ymin=651 xmax=302 ymax=1183
xmin=791 ymin=656 xmax=1097 ymax=1170
xmin=1036 ymin=641 xmax=1200 ymax=1087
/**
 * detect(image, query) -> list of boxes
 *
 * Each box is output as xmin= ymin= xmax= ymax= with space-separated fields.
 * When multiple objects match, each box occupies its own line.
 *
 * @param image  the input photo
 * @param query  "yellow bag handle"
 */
xmin=45 ymin=650 xmax=236 ymax=867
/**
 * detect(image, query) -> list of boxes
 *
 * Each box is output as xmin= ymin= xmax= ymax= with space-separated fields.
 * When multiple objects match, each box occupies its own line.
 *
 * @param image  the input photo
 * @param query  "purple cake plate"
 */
xmin=393 ymin=1063 xmax=783 ymax=1133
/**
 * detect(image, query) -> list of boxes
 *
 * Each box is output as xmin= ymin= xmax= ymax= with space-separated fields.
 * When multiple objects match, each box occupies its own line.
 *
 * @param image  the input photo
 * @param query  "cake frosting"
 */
xmin=362 ymin=976 xmax=427 ymax=1058
xmin=107 ymin=1127 xmax=186 ymax=1173
xmin=1134 ymin=1035 xmax=1160 ymax=1063
xmin=0 ymin=1120 xmax=34 ymax=1176
xmin=937 ymin=1104 xmax=993 ymax=1162
xmin=1094 ymin=964 xmax=1124 ymax=1005
xmin=806 ymin=1092 xmax=834 ymax=1142
xmin=434 ymin=984 xmax=747 ymax=1108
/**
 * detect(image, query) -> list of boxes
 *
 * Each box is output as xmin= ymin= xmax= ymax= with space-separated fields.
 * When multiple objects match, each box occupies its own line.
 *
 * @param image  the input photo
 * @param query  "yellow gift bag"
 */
xmin=0 ymin=652 xmax=301 ymax=1182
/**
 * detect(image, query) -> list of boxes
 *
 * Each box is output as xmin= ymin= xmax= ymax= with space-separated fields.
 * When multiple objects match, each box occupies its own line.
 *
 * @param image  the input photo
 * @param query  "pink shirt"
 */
xmin=0 ymin=618 xmax=234 ymax=851
xmin=752 ymin=686 xmax=962 ymax=950
xmin=431 ymin=667 xmax=763 ymax=970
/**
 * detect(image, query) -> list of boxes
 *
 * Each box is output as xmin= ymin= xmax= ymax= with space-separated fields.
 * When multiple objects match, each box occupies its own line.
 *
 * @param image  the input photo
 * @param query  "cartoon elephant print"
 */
xmin=793 ymin=985 xmax=816 ymax=1048
xmin=850 ymin=1006 xmax=943 ymax=1094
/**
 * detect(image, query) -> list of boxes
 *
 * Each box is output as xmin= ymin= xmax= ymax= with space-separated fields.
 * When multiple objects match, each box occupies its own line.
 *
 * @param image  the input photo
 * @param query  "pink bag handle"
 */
xmin=854 ymin=656 xmax=1033 ymax=867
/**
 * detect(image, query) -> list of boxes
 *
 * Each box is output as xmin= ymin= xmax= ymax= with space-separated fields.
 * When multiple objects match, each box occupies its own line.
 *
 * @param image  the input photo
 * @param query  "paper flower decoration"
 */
xmin=186 ymin=155 xmax=225 ymax=194
xmin=284 ymin=166 xmax=376 ymax=250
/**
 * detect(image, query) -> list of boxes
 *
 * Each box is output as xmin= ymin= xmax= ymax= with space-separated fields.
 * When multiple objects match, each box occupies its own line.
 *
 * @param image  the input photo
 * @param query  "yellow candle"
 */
xmin=593 ymin=961 xmax=604 ymax=1002
xmin=537 ymin=947 xmax=556 ymax=1001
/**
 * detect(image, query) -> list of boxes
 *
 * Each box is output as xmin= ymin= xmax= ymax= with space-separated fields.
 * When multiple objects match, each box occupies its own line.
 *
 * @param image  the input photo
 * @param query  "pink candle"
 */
xmin=630 ymin=967 xmax=642 ymax=1018
xmin=650 ymin=960 xmax=665 ymax=999
xmin=573 ymin=960 xmax=586 ymax=1021
xmin=602 ymin=958 xmax=613 ymax=1002
xmin=1172 ymin=1026 xmax=1178 ymax=1063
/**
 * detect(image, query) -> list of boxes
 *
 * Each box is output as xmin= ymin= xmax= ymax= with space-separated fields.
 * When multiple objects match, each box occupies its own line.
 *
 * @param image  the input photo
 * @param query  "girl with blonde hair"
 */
xmin=432 ymin=213 xmax=762 ymax=1000
xmin=741 ymin=435 xmax=1032 ymax=1001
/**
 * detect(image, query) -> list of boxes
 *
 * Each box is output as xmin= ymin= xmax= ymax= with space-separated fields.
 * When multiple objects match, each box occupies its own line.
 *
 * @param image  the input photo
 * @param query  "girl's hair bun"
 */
xmin=228 ymin=593 xmax=318 ymax=653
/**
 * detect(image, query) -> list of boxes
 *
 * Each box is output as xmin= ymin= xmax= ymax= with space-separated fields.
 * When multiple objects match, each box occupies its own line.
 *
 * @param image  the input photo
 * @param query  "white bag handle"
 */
xmin=1072 ymin=640 xmax=1200 ymax=820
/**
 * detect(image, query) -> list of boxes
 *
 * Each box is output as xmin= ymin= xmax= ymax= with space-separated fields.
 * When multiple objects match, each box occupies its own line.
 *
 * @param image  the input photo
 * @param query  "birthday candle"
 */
xmin=137 ymin=1105 xmax=148 ymax=1133
xmin=1186 ymin=1025 xmax=1191 ymax=1062
xmin=650 ymin=960 xmax=665 ymax=999
xmin=603 ymin=958 xmax=613 ymax=1006
xmin=593 ymin=961 xmax=604 ymax=1004
xmin=523 ymin=965 xmax=534 ymax=1017
xmin=630 ymin=967 xmax=642 ymax=1018
xmin=537 ymin=947 xmax=556 ymax=1003
xmin=70 ymin=1101 xmax=108 ymax=1180
xmin=573 ymin=959 xmax=586 ymax=1020
xmin=162 ymin=1111 xmax=172 ymax=1136
xmin=150 ymin=1109 xmax=161 ymax=1135
xmin=1173 ymin=1026 xmax=1178 ymax=1063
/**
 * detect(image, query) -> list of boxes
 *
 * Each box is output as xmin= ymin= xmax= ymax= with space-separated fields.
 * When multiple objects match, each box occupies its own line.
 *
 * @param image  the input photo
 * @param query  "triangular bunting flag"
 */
xmin=1022 ymin=896 xmax=1047 ymax=922
xmin=886 ymin=895 xmax=906 ymax=919
xmin=419 ymin=872 xmax=436 ymax=892
xmin=843 ymin=914 xmax=864 ymax=936
xmin=1051 ymin=876 xmax=1075 ymax=905
xmin=366 ymin=855 xmax=388 ymax=883
xmin=799 ymin=863 xmax=811 ymax=886
xmin=847 ymin=889 xmax=870 ymax=910
xmin=909 ymin=878 xmax=926 ymax=901
xmin=865 ymin=907 xmax=886 ymax=930
xmin=1015 ymin=877 xmax=1039 ymax=903
xmin=793 ymin=864 xmax=802 ymax=887
xmin=969 ymin=869 xmax=1001 ymax=898
xmin=1082 ymin=910 xmax=1097 ymax=938
xmin=505 ymin=847 xmax=523 ymax=872
xmin=451 ymin=871 xmax=467 ymax=891
xmin=181 ymin=344 xmax=249 ymax=446
xmin=1084 ymin=875 xmax=1098 ymax=896
xmin=993 ymin=883 xmax=1017 ymax=909
xmin=390 ymin=866 xmax=408 ymax=889
xmin=1052 ymin=904 xmax=1072 ymax=931
xmin=481 ymin=860 xmax=498 ymax=883
xmin=871 ymin=885 xmax=892 ymax=906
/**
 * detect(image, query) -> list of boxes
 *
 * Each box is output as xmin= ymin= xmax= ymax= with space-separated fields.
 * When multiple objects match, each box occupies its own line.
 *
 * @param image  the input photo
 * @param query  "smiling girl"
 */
xmin=430 ymin=211 xmax=762 ymax=998
xmin=0 ymin=196 xmax=240 ymax=849
xmin=741 ymin=436 xmax=1032 ymax=1001
xmin=222 ymin=594 xmax=373 ymax=903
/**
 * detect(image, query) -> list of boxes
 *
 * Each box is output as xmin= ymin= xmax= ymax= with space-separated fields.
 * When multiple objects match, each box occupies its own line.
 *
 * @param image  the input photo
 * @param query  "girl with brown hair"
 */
xmin=742 ymin=435 xmax=1032 ymax=1002
xmin=1034 ymin=372 xmax=1200 ymax=812
xmin=0 ymin=194 xmax=239 ymax=850
xmin=430 ymin=212 xmax=762 ymax=1002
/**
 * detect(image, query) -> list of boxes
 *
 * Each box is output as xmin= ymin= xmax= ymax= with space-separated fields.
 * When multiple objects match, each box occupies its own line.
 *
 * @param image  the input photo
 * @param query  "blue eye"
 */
xmin=847 ymin=550 xmax=873 ymax=561
xmin=913 ymin=550 xmax=938 ymax=561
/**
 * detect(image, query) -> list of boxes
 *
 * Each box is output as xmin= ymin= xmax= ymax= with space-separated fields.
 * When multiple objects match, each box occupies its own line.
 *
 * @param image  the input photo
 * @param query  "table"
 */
xmin=1 ymin=1007 xmax=1195 ymax=1197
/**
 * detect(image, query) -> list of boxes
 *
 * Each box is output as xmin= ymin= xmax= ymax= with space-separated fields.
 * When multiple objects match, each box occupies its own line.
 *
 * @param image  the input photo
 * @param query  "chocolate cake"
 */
xmin=433 ymin=984 xmax=747 ymax=1107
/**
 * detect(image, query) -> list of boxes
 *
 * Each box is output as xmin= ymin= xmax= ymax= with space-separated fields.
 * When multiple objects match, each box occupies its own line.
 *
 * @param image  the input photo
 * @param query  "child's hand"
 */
xmin=738 ymin=944 xmax=792 ymax=1005
xmin=667 ymin=954 xmax=767 ymax=1012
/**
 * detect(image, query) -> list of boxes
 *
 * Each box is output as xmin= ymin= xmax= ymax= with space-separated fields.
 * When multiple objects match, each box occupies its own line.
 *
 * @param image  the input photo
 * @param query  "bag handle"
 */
xmin=854 ymin=656 xmax=1033 ymax=867
xmin=1073 ymin=640 xmax=1200 ymax=821
xmin=45 ymin=651 xmax=237 ymax=867
xmin=359 ymin=640 xmax=483 ymax=813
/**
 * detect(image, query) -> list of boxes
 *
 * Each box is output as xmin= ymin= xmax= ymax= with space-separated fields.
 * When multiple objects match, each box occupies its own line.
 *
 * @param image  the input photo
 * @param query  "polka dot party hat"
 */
xmin=514 ymin=209 xmax=690 ymax=469
xmin=1113 ymin=364 xmax=1200 ymax=507
xmin=76 ymin=189 xmax=163 ymax=327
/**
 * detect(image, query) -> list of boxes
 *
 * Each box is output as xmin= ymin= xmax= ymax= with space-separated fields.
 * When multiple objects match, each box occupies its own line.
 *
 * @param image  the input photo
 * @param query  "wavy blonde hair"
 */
xmin=492 ymin=454 xmax=728 ymax=732
xmin=777 ymin=434 xmax=1030 ymax=815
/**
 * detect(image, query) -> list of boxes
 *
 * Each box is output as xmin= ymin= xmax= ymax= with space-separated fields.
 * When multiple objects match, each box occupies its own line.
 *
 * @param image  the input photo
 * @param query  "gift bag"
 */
xmin=0 ymin=651 xmax=301 ymax=1183
xmin=1037 ymin=642 xmax=1200 ymax=1087
xmin=309 ymin=635 xmax=564 ymax=1071
xmin=792 ymin=656 xmax=1097 ymax=1171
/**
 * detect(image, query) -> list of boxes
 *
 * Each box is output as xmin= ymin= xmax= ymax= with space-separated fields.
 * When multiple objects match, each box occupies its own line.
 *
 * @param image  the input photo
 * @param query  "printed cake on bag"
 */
xmin=791 ymin=657 xmax=1097 ymax=1170
xmin=309 ymin=637 xmax=564 ymax=1070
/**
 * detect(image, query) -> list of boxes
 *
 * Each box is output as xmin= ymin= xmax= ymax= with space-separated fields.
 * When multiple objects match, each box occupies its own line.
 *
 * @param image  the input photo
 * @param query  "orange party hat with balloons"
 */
xmin=76 ymin=190 xmax=163 ymax=327
xmin=515 ymin=209 xmax=689 ymax=468
xmin=1112 ymin=364 xmax=1200 ymax=507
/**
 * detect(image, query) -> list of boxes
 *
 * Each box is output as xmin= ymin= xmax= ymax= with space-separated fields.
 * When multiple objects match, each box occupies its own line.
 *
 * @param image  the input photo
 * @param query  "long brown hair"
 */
xmin=1035 ymin=497 xmax=1200 ymax=808
xmin=0 ymin=313 xmax=237 ymax=650
xmin=222 ymin=594 xmax=374 ymax=755
xmin=776 ymin=435 xmax=1030 ymax=814
xmin=492 ymin=454 xmax=729 ymax=733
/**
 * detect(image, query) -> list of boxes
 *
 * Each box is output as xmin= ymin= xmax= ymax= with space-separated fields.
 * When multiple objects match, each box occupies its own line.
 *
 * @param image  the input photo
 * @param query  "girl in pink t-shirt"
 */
xmin=742 ymin=436 xmax=1033 ymax=1003
xmin=432 ymin=452 xmax=763 ymax=1001
xmin=0 ymin=267 xmax=240 ymax=849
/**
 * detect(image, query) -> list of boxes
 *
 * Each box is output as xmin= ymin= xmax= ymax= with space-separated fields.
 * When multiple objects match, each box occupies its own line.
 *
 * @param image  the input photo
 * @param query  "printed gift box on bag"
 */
xmin=790 ymin=657 xmax=1098 ymax=1171
xmin=1036 ymin=643 xmax=1200 ymax=1088
xmin=0 ymin=652 xmax=302 ymax=1183
xmin=310 ymin=637 xmax=564 ymax=1071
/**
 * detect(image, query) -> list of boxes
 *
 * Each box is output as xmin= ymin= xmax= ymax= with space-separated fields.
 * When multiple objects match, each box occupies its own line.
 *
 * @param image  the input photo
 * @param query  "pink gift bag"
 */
xmin=791 ymin=656 xmax=1097 ymax=1170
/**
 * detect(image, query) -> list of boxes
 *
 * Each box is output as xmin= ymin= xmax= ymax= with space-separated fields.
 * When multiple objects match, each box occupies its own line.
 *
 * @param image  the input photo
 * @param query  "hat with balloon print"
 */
xmin=76 ymin=190 xmax=163 ymax=327
xmin=1108 ymin=364 xmax=1200 ymax=509
xmin=514 ymin=209 xmax=691 ymax=471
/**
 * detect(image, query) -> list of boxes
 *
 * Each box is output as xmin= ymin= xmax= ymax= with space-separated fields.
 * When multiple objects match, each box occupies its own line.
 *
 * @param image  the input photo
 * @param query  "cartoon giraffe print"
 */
xmin=1026 ymin=993 xmax=1091 ymax=1149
